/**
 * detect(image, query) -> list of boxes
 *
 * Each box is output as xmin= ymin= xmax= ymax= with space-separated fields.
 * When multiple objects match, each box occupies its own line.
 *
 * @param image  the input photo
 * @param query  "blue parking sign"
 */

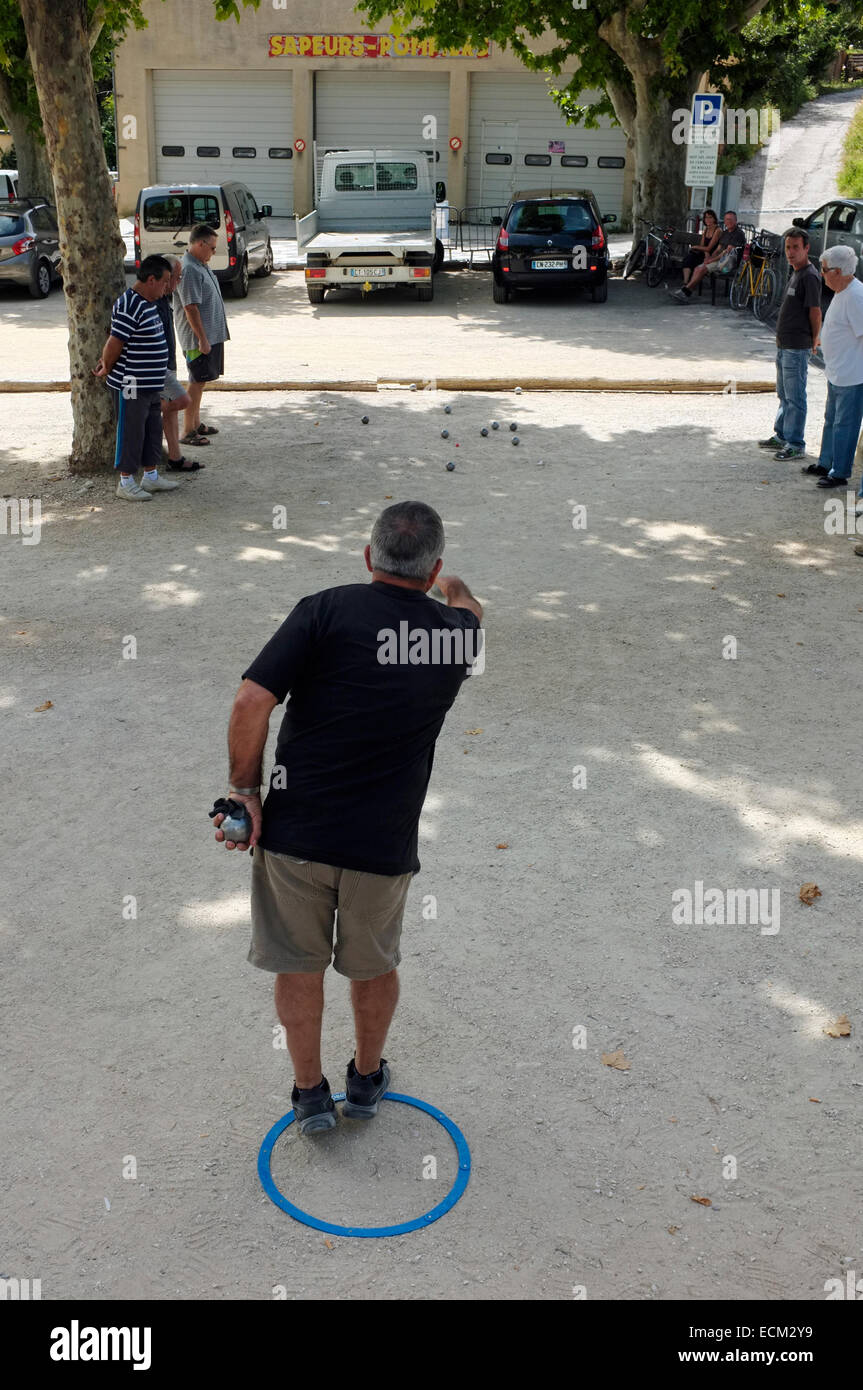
xmin=692 ymin=94 xmax=723 ymax=128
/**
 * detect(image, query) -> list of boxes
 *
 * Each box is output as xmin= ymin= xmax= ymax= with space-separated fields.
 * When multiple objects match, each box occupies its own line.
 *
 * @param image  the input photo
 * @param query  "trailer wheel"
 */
xmin=417 ymin=282 xmax=434 ymax=302
xmin=307 ymin=285 xmax=326 ymax=305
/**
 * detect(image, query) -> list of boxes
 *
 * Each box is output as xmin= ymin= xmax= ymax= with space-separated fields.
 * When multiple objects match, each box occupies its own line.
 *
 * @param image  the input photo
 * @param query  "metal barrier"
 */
xmin=449 ymin=206 xmax=509 ymax=263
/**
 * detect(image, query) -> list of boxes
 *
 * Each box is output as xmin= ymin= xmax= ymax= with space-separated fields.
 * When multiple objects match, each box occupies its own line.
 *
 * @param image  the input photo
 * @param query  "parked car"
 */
xmin=792 ymin=199 xmax=863 ymax=281
xmin=0 ymin=169 xmax=19 ymax=199
xmin=134 ymin=181 xmax=273 ymax=297
xmin=0 ymin=198 xmax=62 ymax=297
xmin=491 ymin=189 xmax=616 ymax=304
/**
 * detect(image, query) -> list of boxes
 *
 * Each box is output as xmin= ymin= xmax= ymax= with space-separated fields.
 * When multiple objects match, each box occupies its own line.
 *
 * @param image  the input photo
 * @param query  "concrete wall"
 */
xmin=114 ymin=0 xmax=630 ymax=217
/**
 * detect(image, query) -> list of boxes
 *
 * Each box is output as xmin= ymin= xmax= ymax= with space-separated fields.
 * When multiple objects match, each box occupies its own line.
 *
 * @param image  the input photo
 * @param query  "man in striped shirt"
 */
xmin=94 ymin=255 xmax=181 ymax=501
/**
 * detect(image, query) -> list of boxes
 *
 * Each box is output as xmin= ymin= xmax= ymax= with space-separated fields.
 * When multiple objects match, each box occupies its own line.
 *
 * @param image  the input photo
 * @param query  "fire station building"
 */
xmin=114 ymin=0 xmax=631 ymax=219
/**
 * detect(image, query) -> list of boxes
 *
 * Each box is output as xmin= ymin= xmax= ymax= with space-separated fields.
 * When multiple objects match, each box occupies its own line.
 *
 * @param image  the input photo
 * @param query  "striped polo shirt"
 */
xmin=106 ymin=288 xmax=168 ymax=393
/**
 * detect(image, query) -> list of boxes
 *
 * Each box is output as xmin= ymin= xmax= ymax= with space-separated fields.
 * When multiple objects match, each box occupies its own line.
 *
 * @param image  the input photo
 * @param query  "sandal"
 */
xmin=196 ymin=423 xmax=219 ymax=436
xmin=167 ymin=457 xmax=205 ymax=471
xmin=180 ymin=431 xmax=210 ymax=447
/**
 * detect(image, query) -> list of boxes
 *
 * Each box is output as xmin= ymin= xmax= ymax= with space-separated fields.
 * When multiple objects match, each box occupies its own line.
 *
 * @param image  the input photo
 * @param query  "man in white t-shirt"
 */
xmin=808 ymin=244 xmax=863 ymax=500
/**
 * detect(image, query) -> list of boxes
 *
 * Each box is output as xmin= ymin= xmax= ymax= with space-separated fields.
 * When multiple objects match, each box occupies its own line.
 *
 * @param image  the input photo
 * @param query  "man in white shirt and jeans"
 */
xmin=808 ymin=244 xmax=863 ymax=510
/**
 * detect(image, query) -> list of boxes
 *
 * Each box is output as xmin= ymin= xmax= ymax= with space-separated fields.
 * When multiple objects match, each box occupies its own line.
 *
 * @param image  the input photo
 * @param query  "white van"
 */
xmin=134 ymin=181 xmax=273 ymax=297
xmin=0 ymin=170 xmax=19 ymax=199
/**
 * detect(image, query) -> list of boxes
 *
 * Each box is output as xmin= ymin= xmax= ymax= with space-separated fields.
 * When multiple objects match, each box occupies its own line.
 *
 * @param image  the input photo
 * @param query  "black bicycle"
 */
xmin=623 ymin=220 xmax=677 ymax=287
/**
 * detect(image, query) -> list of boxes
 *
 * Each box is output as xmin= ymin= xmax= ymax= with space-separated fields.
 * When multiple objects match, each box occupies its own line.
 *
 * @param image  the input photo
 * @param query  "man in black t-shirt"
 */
xmin=212 ymin=501 xmax=483 ymax=1133
xmin=757 ymin=228 xmax=822 ymax=461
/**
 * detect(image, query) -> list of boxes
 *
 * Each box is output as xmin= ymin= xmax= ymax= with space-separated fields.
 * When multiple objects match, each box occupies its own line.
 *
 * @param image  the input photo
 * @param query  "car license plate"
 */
xmin=350 ymin=267 xmax=387 ymax=277
xmin=531 ymin=259 xmax=568 ymax=270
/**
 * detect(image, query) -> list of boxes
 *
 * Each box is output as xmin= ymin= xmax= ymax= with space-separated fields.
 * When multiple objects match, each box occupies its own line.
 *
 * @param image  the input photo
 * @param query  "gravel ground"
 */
xmin=3 ymin=378 xmax=863 ymax=1301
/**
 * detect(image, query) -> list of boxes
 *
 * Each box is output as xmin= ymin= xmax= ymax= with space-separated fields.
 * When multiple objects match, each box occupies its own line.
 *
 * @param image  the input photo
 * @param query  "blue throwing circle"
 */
xmin=257 ymin=1090 xmax=471 ymax=1238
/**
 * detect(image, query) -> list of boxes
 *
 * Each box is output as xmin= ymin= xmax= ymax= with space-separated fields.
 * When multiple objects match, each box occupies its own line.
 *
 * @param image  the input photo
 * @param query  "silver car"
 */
xmin=792 ymin=199 xmax=863 ymax=282
xmin=0 ymin=198 xmax=62 ymax=297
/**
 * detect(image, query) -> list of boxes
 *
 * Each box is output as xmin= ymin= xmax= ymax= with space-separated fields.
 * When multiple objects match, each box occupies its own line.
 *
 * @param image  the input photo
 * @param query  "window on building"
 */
xmin=561 ymin=155 xmax=588 ymax=168
xmin=485 ymin=152 xmax=512 ymax=165
xmin=268 ymin=148 xmax=293 ymax=159
xmin=196 ymin=146 xmax=220 ymax=158
xmin=161 ymin=145 xmax=184 ymax=158
xmin=232 ymin=147 xmax=256 ymax=159
xmin=597 ymin=156 xmax=625 ymax=169
xmin=524 ymin=154 xmax=552 ymax=166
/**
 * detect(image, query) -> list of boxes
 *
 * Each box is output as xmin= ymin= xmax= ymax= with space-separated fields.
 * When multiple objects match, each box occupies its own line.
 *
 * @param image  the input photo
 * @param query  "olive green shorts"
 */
xmin=248 ymin=848 xmax=414 ymax=980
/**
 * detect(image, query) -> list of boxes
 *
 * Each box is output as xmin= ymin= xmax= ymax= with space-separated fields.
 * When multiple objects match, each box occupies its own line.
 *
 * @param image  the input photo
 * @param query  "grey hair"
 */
xmin=370 ymin=501 xmax=445 ymax=580
xmin=821 ymin=243 xmax=858 ymax=277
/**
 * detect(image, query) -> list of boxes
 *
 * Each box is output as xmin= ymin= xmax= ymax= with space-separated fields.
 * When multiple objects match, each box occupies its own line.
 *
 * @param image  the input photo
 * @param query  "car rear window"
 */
xmin=333 ymin=162 xmax=418 ymax=192
xmin=143 ymin=194 xmax=220 ymax=230
xmin=0 ymin=215 xmax=25 ymax=236
xmin=508 ymin=202 xmax=594 ymax=234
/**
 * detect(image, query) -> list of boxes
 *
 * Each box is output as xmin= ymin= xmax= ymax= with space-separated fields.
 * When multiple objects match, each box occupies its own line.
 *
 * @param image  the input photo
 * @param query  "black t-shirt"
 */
xmin=242 ymin=581 xmax=482 ymax=875
xmin=718 ymin=226 xmax=746 ymax=251
xmin=154 ymin=294 xmax=177 ymax=372
xmin=776 ymin=261 xmax=821 ymax=349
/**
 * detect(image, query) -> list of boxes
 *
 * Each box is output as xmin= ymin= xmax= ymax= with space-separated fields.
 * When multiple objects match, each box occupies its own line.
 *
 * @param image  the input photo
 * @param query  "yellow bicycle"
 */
xmin=729 ymin=232 xmax=781 ymax=321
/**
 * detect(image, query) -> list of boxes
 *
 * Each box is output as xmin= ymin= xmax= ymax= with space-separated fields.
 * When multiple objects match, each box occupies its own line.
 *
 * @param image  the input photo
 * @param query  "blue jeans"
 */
xmin=773 ymin=348 xmax=809 ymax=449
xmin=818 ymin=380 xmax=863 ymax=487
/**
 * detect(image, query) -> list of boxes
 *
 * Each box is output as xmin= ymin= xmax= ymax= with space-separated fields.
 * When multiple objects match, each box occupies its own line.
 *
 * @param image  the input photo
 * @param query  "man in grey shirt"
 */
xmin=174 ymin=223 xmax=230 ymax=448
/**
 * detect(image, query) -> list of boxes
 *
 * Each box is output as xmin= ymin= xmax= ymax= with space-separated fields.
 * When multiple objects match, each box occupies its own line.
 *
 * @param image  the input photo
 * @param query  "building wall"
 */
xmin=114 ymin=0 xmax=631 ymax=219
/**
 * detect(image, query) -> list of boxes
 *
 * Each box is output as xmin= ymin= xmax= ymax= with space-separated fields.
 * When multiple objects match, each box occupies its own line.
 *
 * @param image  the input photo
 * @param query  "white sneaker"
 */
xmin=117 ymin=479 xmax=152 ymax=501
xmin=140 ymin=473 xmax=180 ymax=492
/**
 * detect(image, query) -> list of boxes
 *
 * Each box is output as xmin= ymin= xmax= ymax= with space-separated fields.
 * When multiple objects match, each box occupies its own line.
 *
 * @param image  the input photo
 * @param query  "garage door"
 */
xmin=467 ymin=73 xmax=627 ymax=218
xmin=314 ymin=72 xmax=448 ymax=199
xmin=153 ymin=71 xmax=294 ymax=216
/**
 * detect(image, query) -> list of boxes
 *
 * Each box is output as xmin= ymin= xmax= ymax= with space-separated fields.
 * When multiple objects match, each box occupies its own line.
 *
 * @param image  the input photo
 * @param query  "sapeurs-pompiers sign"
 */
xmin=268 ymin=33 xmax=491 ymax=58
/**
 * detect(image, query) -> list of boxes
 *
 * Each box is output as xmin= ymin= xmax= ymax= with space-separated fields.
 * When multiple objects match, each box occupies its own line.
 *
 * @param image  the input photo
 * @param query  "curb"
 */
xmin=0 ymin=378 xmax=775 ymax=395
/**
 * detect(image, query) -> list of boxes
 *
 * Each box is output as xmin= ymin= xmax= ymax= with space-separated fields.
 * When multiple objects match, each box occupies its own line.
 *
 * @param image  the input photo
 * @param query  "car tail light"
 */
xmin=224 ymin=208 xmax=235 ymax=242
xmin=12 ymin=236 xmax=35 ymax=256
xmin=133 ymin=212 xmax=140 ymax=249
xmin=305 ymin=268 xmax=326 ymax=279
xmin=411 ymin=267 xmax=431 ymax=278
xmin=229 ymin=255 xmax=236 ymax=266
xmin=497 ymin=226 xmax=509 ymax=251
xmin=590 ymin=225 xmax=605 ymax=251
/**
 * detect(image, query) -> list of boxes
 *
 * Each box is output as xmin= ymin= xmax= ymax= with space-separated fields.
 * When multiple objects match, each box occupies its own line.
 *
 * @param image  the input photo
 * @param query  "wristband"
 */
xmin=229 ymin=785 xmax=259 ymax=796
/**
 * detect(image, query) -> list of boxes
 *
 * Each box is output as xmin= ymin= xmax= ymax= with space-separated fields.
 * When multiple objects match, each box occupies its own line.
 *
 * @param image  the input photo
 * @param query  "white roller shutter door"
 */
xmin=467 ymin=73 xmax=627 ymax=217
xmin=315 ymin=72 xmax=448 ymax=195
xmin=153 ymin=71 xmax=294 ymax=215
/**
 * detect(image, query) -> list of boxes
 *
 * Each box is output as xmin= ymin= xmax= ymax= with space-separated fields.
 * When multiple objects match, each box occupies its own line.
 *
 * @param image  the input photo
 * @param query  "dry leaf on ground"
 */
xmin=690 ymin=1196 xmax=712 ymax=1207
xmin=496 ymin=842 xmax=509 ymax=849
xmin=34 ymin=700 xmax=53 ymax=712
xmin=465 ymin=728 xmax=483 ymax=735
xmin=667 ymin=1225 xmax=679 ymax=1234
xmin=824 ymin=1015 xmax=851 ymax=1038
xmin=601 ymin=1049 xmax=630 ymax=1071
xmin=799 ymin=882 xmax=821 ymax=905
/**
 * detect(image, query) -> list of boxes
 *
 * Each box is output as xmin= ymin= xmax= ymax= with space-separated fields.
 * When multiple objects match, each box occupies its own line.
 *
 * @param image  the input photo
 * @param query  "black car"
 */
xmin=491 ymin=189 xmax=616 ymax=304
xmin=0 ymin=198 xmax=62 ymax=298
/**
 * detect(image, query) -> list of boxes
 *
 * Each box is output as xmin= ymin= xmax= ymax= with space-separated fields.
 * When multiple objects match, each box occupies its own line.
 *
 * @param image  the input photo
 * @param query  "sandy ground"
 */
xmin=4 ymin=358 xmax=863 ymax=1299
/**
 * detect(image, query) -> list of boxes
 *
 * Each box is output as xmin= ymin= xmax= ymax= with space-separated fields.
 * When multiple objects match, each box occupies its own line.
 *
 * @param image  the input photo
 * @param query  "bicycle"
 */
xmin=622 ymin=220 xmax=677 ymax=287
xmin=729 ymin=230 xmax=782 ymax=321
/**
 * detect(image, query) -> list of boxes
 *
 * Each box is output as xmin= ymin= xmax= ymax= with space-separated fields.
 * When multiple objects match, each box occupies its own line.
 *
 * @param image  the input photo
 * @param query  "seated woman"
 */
xmin=680 ymin=209 xmax=720 ymax=285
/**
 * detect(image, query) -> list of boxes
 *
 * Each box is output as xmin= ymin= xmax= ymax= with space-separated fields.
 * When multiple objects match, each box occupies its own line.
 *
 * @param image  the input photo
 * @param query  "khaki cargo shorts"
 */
xmin=248 ymin=848 xmax=414 ymax=980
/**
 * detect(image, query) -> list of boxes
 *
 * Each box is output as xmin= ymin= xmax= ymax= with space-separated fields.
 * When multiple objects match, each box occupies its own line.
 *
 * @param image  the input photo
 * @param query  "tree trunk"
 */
xmin=1 ymin=107 xmax=55 ymax=201
xmin=629 ymin=82 xmax=691 ymax=231
xmin=17 ymin=0 xmax=126 ymax=475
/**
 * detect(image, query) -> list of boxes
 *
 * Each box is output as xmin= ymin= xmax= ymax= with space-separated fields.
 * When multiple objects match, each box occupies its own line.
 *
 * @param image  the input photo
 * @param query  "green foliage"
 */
xmin=358 ymin=1 xmax=768 ymax=129
xmin=709 ymin=1 xmax=863 ymax=122
xmin=837 ymin=95 xmax=863 ymax=196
